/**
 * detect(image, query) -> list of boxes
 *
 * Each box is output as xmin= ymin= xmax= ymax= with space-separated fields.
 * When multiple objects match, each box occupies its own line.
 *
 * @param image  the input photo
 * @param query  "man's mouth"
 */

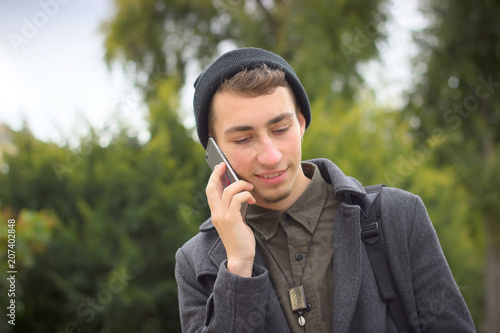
xmin=260 ymin=171 xmax=285 ymax=179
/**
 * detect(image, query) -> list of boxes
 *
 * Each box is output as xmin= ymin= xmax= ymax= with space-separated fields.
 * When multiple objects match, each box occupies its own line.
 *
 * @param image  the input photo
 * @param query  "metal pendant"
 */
xmin=298 ymin=315 xmax=306 ymax=326
xmin=288 ymin=285 xmax=307 ymax=312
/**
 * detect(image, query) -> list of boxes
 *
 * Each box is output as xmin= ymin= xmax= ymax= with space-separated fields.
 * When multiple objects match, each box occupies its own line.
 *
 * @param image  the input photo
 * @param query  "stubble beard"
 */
xmin=262 ymin=188 xmax=293 ymax=204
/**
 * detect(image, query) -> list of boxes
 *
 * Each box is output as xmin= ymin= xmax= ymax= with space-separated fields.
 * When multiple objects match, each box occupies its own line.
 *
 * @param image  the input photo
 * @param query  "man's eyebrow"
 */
xmin=223 ymin=112 xmax=295 ymax=135
xmin=267 ymin=112 xmax=294 ymax=126
xmin=224 ymin=125 xmax=256 ymax=135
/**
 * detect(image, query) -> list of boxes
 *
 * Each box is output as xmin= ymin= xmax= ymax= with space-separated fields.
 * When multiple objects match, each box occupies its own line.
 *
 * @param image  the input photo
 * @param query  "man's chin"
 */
xmin=261 ymin=189 xmax=292 ymax=204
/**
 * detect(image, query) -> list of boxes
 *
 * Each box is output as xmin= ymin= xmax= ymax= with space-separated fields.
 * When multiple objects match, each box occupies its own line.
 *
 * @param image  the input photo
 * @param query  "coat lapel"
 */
xmin=309 ymin=157 xmax=365 ymax=333
xmin=208 ymin=237 xmax=227 ymax=269
xmin=204 ymin=226 xmax=266 ymax=276
xmin=195 ymin=219 xmax=226 ymax=279
xmin=332 ymin=202 xmax=363 ymax=333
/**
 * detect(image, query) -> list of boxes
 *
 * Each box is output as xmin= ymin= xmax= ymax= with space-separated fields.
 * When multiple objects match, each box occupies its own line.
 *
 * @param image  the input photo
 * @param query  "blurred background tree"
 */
xmin=0 ymin=0 xmax=495 ymax=331
xmin=404 ymin=0 xmax=500 ymax=331
xmin=0 ymin=114 xmax=206 ymax=332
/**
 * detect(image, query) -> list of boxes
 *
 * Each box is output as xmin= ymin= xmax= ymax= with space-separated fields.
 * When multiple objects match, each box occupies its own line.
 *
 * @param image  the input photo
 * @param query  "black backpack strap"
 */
xmin=356 ymin=184 xmax=411 ymax=333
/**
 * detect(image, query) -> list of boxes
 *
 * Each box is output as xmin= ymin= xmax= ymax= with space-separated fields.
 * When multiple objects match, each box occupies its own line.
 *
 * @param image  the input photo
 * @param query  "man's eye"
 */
xmin=234 ymin=138 xmax=249 ymax=144
xmin=274 ymin=126 xmax=290 ymax=133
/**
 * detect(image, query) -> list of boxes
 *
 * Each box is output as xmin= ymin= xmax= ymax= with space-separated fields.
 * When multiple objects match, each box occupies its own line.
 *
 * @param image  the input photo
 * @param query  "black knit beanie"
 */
xmin=193 ymin=47 xmax=311 ymax=148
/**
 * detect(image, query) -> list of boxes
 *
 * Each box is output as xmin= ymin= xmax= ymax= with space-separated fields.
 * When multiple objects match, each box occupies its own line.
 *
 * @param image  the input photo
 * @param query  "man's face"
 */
xmin=211 ymin=86 xmax=308 ymax=211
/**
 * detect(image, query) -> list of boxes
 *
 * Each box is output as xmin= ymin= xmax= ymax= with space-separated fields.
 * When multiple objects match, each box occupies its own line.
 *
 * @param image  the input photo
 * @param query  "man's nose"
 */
xmin=257 ymin=136 xmax=282 ymax=166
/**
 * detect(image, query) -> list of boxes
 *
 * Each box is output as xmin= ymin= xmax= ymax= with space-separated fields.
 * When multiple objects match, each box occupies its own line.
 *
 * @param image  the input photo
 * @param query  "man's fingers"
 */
xmin=206 ymin=162 xmax=255 ymax=221
xmin=220 ymin=180 xmax=253 ymax=207
xmin=206 ymin=163 xmax=227 ymax=215
xmin=206 ymin=162 xmax=254 ymax=213
xmin=206 ymin=163 xmax=225 ymax=192
xmin=231 ymin=191 xmax=256 ymax=210
xmin=206 ymin=162 xmax=229 ymax=199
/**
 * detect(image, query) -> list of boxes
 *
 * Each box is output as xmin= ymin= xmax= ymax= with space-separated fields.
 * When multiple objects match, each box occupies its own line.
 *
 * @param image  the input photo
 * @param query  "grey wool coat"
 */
xmin=175 ymin=158 xmax=475 ymax=332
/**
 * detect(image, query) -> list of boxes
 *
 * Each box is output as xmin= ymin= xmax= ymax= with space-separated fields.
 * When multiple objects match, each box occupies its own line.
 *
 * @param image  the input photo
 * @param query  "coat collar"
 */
xmin=306 ymin=158 xmax=366 ymax=197
xmin=194 ymin=229 xmax=266 ymax=280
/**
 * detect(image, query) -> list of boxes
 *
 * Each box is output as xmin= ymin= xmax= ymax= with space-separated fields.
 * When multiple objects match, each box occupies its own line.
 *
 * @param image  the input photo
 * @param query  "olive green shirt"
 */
xmin=246 ymin=162 xmax=340 ymax=333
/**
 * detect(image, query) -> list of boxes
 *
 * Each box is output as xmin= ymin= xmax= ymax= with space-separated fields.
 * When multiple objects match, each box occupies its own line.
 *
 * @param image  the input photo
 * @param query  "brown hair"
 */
xmin=208 ymin=64 xmax=299 ymax=137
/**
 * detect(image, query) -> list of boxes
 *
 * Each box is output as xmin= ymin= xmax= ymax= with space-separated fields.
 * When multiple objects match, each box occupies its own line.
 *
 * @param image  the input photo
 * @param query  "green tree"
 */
xmin=102 ymin=0 xmax=390 ymax=106
xmin=405 ymin=0 xmax=500 ymax=331
xmin=0 ymin=111 xmax=207 ymax=331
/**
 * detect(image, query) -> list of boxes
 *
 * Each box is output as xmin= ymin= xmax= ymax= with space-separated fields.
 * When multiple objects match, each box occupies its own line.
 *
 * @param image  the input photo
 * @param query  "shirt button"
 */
xmin=306 ymin=303 xmax=312 ymax=311
xmin=295 ymin=253 xmax=303 ymax=261
xmin=283 ymin=213 xmax=292 ymax=221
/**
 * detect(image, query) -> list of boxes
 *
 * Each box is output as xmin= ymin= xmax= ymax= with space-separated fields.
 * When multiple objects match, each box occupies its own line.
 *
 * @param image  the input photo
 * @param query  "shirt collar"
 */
xmin=286 ymin=162 xmax=328 ymax=234
xmin=246 ymin=162 xmax=328 ymax=240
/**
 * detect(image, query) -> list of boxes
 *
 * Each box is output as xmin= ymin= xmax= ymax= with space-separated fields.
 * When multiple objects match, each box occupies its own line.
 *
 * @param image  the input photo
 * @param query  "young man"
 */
xmin=175 ymin=47 xmax=475 ymax=332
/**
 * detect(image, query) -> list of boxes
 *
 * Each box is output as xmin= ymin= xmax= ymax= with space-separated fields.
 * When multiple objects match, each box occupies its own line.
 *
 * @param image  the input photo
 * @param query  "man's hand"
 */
xmin=206 ymin=162 xmax=256 ymax=277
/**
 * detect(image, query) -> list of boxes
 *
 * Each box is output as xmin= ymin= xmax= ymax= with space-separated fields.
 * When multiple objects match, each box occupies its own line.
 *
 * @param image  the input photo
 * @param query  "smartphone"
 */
xmin=205 ymin=137 xmax=248 ymax=217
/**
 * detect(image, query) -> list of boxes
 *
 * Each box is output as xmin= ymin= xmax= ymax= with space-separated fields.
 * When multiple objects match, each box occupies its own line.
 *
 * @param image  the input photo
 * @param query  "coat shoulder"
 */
xmin=380 ymin=187 xmax=421 ymax=220
xmin=376 ymin=186 xmax=428 ymax=242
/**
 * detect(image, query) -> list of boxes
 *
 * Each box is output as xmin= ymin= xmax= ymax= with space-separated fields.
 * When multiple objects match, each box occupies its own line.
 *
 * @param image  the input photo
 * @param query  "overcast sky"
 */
xmin=0 ymin=0 xmax=426 ymax=145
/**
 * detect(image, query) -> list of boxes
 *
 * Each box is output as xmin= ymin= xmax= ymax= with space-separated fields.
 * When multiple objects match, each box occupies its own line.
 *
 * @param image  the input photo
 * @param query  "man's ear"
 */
xmin=297 ymin=110 xmax=306 ymax=137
